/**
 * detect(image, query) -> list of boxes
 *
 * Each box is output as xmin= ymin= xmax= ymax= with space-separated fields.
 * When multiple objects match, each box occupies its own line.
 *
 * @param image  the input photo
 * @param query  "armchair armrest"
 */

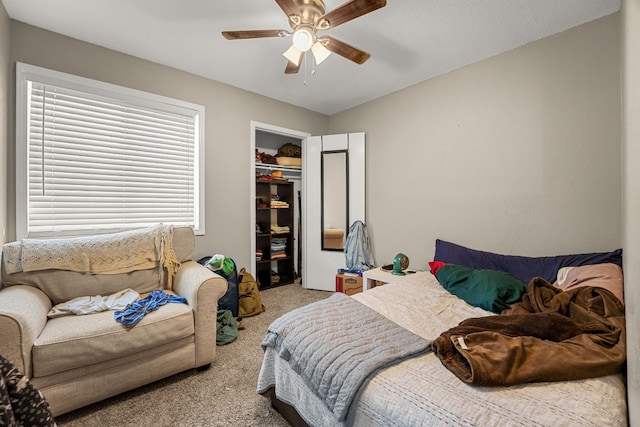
xmin=0 ymin=285 xmax=52 ymax=377
xmin=173 ymin=260 xmax=228 ymax=367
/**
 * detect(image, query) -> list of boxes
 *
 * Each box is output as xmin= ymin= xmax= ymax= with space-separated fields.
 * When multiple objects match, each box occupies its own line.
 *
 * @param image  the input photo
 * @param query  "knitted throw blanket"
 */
xmin=3 ymin=225 xmax=180 ymax=287
xmin=262 ymin=292 xmax=432 ymax=421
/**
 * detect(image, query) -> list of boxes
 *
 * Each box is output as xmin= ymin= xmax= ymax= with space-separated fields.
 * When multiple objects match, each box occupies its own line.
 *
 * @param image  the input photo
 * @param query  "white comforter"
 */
xmin=257 ymin=272 xmax=628 ymax=427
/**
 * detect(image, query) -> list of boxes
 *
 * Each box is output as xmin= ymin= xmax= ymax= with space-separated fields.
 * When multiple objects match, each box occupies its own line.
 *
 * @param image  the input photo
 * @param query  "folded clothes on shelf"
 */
xmin=270 ymin=194 xmax=289 ymax=208
xmin=271 ymin=224 xmax=290 ymax=233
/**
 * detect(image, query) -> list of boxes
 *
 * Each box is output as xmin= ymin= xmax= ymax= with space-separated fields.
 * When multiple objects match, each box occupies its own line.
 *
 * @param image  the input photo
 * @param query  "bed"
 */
xmin=257 ymin=240 xmax=627 ymax=427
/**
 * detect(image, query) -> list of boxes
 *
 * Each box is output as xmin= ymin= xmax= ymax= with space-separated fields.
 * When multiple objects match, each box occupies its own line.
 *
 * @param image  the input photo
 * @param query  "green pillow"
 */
xmin=435 ymin=264 xmax=527 ymax=313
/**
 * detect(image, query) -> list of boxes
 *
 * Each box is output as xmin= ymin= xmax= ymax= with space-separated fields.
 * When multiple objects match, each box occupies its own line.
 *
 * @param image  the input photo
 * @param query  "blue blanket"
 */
xmin=262 ymin=292 xmax=431 ymax=421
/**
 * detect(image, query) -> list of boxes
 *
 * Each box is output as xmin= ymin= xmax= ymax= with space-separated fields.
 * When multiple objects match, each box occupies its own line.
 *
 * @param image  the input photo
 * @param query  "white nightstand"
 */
xmin=362 ymin=267 xmax=422 ymax=290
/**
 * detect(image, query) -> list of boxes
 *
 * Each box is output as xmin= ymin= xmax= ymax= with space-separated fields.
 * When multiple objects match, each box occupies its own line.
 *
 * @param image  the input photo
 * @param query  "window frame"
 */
xmin=15 ymin=62 xmax=205 ymax=239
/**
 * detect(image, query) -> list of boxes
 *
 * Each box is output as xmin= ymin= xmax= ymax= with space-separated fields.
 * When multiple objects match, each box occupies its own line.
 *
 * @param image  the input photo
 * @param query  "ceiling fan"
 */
xmin=222 ymin=0 xmax=387 ymax=74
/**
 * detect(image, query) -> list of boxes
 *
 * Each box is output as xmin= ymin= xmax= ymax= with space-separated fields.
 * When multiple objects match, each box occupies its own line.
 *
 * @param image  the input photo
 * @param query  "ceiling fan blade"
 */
xmin=318 ymin=0 xmax=386 ymax=29
xmin=222 ymin=29 xmax=289 ymax=40
xmin=275 ymin=0 xmax=301 ymax=19
xmin=285 ymin=60 xmax=301 ymax=74
xmin=319 ymin=36 xmax=370 ymax=64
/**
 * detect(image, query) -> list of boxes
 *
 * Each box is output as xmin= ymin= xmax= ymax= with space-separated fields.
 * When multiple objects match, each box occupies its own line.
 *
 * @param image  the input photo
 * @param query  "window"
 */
xmin=16 ymin=63 xmax=205 ymax=239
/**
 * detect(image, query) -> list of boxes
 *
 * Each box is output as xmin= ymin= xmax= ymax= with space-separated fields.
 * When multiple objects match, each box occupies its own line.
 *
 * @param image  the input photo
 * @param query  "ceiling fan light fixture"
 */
xmin=292 ymin=27 xmax=314 ymax=52
xmin=311 ymin=41 xmax=331 ymax=64
xmin=283 ymin=44 xmax=303 ymax=66
xmin=222 ymin=0 xmax=388 ymax=75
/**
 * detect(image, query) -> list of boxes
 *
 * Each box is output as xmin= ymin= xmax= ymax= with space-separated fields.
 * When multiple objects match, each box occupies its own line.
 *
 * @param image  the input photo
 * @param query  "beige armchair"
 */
xmin=0 ymin=226 xmax=227 ymax=416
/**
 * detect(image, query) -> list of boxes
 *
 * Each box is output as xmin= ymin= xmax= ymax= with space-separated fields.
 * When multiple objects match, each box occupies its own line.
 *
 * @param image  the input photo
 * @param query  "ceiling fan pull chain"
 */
xmin=303 ymin=52 xmax=308 ymax=86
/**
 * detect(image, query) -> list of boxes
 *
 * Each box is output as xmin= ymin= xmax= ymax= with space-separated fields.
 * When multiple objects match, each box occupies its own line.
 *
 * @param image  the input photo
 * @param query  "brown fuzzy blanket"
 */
xmin=432 ymin=278 xmax=626 ymax=386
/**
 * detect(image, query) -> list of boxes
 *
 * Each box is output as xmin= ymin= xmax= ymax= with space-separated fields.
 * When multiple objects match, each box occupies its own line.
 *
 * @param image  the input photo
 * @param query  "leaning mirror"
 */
xmin=321 ymin=150 xmax=349 ymax=251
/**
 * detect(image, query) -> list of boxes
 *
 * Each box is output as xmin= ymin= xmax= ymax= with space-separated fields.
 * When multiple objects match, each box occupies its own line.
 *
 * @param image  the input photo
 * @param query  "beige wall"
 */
xmin=0 ymin=4 xmax=9 ymax=247
xmin=4 ymin=15 xmax=623 ymax=272
xmin=330 ymin=14 xmax=622 ymax=270
xmin=8 ymin=22 xmax=329 ymax=269
xmin=622 ymin=0 xmax=639 ymax=425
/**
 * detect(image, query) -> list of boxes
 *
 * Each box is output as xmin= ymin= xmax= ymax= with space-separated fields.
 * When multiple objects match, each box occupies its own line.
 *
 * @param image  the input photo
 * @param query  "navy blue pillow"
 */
xmin=434 ymin=239 xmax=622 ymax=284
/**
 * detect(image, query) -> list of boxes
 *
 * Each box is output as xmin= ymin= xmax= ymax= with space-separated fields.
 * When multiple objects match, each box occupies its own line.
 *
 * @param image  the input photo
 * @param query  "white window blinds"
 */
xmin=16 ymin=63 xmax=205 ymax=239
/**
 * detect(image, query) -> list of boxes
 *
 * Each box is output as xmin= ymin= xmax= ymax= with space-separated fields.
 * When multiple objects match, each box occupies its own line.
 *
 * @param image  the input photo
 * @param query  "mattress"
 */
xmin=257 ymin=272 xmax=628 ymax=427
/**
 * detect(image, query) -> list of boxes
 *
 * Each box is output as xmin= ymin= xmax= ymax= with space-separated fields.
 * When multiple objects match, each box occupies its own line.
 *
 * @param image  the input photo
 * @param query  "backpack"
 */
xmin=198 ymin=256 xmax=239 ymax=317
xmin=238 ymin=268 xmax=266 ymax=317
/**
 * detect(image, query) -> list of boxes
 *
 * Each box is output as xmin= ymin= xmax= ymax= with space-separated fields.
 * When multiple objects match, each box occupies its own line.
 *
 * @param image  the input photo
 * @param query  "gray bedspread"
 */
xmin=261 ymin=292 xmax=431 ymax=421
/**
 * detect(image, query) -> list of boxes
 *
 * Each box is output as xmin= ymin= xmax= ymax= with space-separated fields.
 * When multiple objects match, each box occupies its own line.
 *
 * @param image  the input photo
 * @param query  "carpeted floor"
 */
xmin=54 ymin=281 xmax=331 ymax=427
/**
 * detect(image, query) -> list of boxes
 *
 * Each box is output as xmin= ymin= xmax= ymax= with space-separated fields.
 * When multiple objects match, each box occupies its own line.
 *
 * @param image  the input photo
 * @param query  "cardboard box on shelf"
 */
xmin=335 ymin=273 xmax=363 ymax=296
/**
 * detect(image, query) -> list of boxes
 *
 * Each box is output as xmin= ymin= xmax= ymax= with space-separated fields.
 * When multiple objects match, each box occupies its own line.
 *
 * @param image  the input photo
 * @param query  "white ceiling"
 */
xmin=2 ymin=0 xmax=621 ymax=115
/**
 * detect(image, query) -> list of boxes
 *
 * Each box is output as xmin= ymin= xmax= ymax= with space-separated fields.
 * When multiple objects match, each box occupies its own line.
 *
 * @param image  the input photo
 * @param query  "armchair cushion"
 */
xmin=33 ymin=302 xmax=194 ymax=377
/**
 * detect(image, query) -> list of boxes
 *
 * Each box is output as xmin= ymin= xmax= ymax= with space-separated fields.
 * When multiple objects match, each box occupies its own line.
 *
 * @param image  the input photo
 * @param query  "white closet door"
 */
xmin=302 ymin=132 xmax=365 ymax=291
